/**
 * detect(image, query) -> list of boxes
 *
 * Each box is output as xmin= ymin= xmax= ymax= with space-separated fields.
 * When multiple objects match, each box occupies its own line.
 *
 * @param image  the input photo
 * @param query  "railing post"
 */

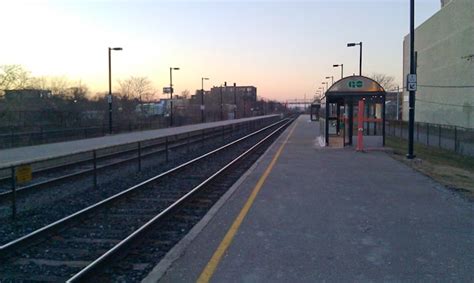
xmin=11 ymin=166 xmax=16 ymax=219
xmin=454 ymin=126 xmax=458 ymax=153
xmin=201 ymin=129 xmax=205 ymax=147
xmin=93 ymin=150 xmax=97 ymax=189
xmin=187 ymin=132 xmax=190 ymax=154
xmin=222 ymin=126 xmax=225 ymax=142
xmin=138 ymin=142 xmax=142 ymax=172
xmin=165 ymin=137 xmax=169 ymax=162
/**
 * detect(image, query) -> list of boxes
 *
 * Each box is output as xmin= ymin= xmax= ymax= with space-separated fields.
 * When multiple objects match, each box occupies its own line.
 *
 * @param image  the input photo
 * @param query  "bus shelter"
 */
xmin=320 ymin=76 xmax=386 ymax=149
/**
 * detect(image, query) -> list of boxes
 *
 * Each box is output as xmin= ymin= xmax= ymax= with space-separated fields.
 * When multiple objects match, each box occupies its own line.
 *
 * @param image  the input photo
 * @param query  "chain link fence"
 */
xmin=386 ymin=120 xmax=474 ymax=157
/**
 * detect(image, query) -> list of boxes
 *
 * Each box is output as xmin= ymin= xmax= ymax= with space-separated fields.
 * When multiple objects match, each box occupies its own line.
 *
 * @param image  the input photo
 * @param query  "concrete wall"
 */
xmin=402 ymin=0 xmax=474 ymax=128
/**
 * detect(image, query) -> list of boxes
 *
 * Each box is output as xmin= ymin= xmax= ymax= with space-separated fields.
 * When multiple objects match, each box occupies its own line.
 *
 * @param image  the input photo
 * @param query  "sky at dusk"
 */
xmin=0 ymin=0 xmax=439 ymax=101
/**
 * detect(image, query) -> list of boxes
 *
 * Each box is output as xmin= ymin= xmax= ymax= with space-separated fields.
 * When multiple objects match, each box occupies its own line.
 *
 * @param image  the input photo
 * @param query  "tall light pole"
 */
xmin=407 ymin=0 xmax=416 ymax=159
xmin=108 ymin=47 xmax=122 ymax=134
xmin=318 ymin=87 xmax=325 ymax=96
xmin=322 ymin=81 xmax=328 ymax=92
xmin=347 ymin=42 xmax=363 ymax=76
xmin=220 ymin=83 xmax=224 ymax=121
xmin=333 ymin=64 xmax=344 ymax=79
xmin=169 ymin=67 xmax=180 ymax=127
xmin=201 ymin=77 xmax=209 ymax=123
xmin=325 ymin=76 xmax=334 ymax=86
xmin=233 ymin=83 xmax=237 ymax=119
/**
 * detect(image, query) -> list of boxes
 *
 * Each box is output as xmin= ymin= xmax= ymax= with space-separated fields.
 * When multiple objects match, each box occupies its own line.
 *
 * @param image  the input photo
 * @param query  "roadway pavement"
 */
xmin=0 ymin=115 xmax=277 ymax=167
xmin=151 ymin=114 xmax=473 ymax=282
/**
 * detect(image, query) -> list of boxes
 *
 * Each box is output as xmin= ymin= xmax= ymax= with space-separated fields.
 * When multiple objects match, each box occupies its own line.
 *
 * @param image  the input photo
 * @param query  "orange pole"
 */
xmin=357 ymin=99 xmax=364 ymax=151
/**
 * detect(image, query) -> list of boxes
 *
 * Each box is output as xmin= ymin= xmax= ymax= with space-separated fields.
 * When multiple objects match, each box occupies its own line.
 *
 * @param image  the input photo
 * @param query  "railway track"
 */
xmin=0 ymin=121 xmax=257 ymax=197
xmin=0 ymin=117 xmax=294 ymax=282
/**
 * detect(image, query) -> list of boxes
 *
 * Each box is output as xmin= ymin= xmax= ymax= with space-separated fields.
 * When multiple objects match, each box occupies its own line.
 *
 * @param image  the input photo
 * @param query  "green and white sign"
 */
xmin=348 ymin=80 xmax=363 ymax=88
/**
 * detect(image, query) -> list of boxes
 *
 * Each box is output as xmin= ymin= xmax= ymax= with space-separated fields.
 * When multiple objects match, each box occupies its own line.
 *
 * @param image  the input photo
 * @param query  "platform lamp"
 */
xmin=347 ymin=42 xmax=362 ymax=76
xmin=169 ymin=67 xmax=180 ymax=127
xmin=322 ymin=82 xmax=328 ymax=93
xmin=325 ymin=76 xmax=334 ymax=86
xmin=108 ymin=47 xmax=122 ymax=134
xmin=201 ymin=77 xmax=209 ymax=123
xmin=333 ymin=64 xmax=344 ymax=79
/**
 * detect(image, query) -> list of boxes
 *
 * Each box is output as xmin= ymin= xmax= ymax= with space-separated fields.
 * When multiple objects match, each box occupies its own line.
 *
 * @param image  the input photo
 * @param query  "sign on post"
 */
xmin=16 ymin=164 xmax=32 ymax=183
xmin=407 ymin=74 xmax=417 ymax=91
xmin=163 ymin=87 xmax=172 ymax=94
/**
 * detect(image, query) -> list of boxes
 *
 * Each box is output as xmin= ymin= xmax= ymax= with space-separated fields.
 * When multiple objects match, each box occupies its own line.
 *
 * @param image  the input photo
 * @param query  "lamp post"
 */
xmin=220 ymin=83 xmax=224 ymax=121
xmin=201 ymin=77 xmax=209 ymax=123
xmin=318 ymin=87 xmax=325 ymax=96
xmin=407 ymin=0 xmax=416 ymax=159
xmin=169 ymin=67 xmax=180 ymax=127
xmin=333 ymin=64 xmax=344 ymax=79
xmin=233 ymin=82 xmax=237 ymax=119
xmin=108 ymin=47 xmax=122 ymax=134
xmin=322 ymin=82 xmax=328 ymax=92
xmin=325 ymin=76 xmax=334 ymax=86
xmin=347 ymin=42 xmax=363 ymax=76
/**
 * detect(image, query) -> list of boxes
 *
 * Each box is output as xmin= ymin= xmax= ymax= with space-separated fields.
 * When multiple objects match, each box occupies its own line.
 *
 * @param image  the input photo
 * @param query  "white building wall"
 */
xmin=402 ymin=0 xmax=474 ymax=128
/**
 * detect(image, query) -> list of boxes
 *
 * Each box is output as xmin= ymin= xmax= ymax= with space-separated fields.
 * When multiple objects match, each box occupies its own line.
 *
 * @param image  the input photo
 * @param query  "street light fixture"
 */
xmin=108 ymin=47 xmax=123 ymax=134
xmin=347 ymin=42 xmax=362 ymax=76
xmin=201 ymin=77 xmax=209 ymax=123
xmin=169 ymin=67 xmax=180 ymax=127
xmin=325 ymin=76 xmax=334 ymax=86
xmin=333 ymin=64 xmax=344 ymax=79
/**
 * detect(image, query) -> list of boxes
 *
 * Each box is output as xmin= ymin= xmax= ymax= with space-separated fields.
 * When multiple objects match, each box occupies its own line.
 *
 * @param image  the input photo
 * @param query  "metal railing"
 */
xmin=386 ymin=120 xmax=474 ymax=157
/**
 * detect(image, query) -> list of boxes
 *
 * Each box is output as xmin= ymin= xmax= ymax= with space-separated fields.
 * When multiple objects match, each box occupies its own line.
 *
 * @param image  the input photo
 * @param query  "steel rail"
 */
xmin=0 ymin=118 xmax=288 ymax=256
xmin=67 ymin=117 xmax=293 ymax=282
xmin=0 ymin=123 xmax=241 ymax=200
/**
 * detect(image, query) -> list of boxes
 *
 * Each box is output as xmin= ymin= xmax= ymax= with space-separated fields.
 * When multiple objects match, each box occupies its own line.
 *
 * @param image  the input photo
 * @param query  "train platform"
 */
xmin=149 ymin=114 xmax=473 ymax=282
xmin=0 ymin=115 xmax=278 ymax=167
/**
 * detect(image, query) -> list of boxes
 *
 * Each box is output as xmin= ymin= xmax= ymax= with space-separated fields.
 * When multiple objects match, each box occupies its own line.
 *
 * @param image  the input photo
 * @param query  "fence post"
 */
xmin=399 ymin=120 xmax=402 ymax=138
xmin=416 ymin=123 xmax=419 ymax=141
xmin=138 ymin=142 xmax=142 ymax=172
xmin=10 ymin=128 xmax=14 ymax=148
xmin=427 ymin=124 xmax=430 ymax=146
xmin=454 ymin=126 xmax=458 ymax=153
xmin=11 ymin=166 xmax=16 ymax=219
xmin=93 ymin=150 xmax=97 ymax=189
xmin=438 ymin=125 xmax=441 ymax=148
xmin=165 ymin=137 xmax=169 ymax=162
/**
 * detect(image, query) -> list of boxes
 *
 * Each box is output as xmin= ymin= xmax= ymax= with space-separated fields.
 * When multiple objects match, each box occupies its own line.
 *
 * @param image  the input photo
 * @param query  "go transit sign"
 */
xmin=348 ymin=80 xmax=363 ymax=88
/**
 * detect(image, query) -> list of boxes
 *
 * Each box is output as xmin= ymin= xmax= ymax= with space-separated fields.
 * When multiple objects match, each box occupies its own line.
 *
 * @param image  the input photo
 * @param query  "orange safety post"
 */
xmin=356 ymin=99 xmax=364 ymax=151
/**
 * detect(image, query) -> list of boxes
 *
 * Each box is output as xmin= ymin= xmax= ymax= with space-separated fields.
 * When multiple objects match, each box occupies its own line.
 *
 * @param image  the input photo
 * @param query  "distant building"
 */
xmin=402 ymin=0 xmax=474 ymax=128
xmin=4 ymin=89 xmax=52 ymax=100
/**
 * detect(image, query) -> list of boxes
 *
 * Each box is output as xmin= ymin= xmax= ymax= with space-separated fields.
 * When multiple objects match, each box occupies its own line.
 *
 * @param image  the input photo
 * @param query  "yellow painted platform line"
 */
xmin=197 ymin=120 xmax=298 ymax=283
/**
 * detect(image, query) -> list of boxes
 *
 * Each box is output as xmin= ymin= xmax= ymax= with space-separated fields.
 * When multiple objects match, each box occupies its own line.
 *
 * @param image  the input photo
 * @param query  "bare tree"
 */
xmin=180 ymin=89 xmax=190 ymax=99
xmin=370 ymin=73 xmax=396 ymax=91
xmin=118 ymin=76 xmax=154 ymax=102
xmin=0 ymin=65 xmax=31 ymax=93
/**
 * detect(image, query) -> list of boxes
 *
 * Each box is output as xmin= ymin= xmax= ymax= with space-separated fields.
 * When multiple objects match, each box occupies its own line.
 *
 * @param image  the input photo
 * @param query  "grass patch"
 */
xmin=386 ymin=136 xmax=474 ymax=200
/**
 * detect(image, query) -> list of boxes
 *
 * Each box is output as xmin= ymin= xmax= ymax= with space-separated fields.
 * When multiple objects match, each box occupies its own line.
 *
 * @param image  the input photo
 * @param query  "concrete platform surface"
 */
xmin=155 ymin=115 xmax=473 ymax=282
xmin=0 ymin=115 xmax=277 ymax=167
